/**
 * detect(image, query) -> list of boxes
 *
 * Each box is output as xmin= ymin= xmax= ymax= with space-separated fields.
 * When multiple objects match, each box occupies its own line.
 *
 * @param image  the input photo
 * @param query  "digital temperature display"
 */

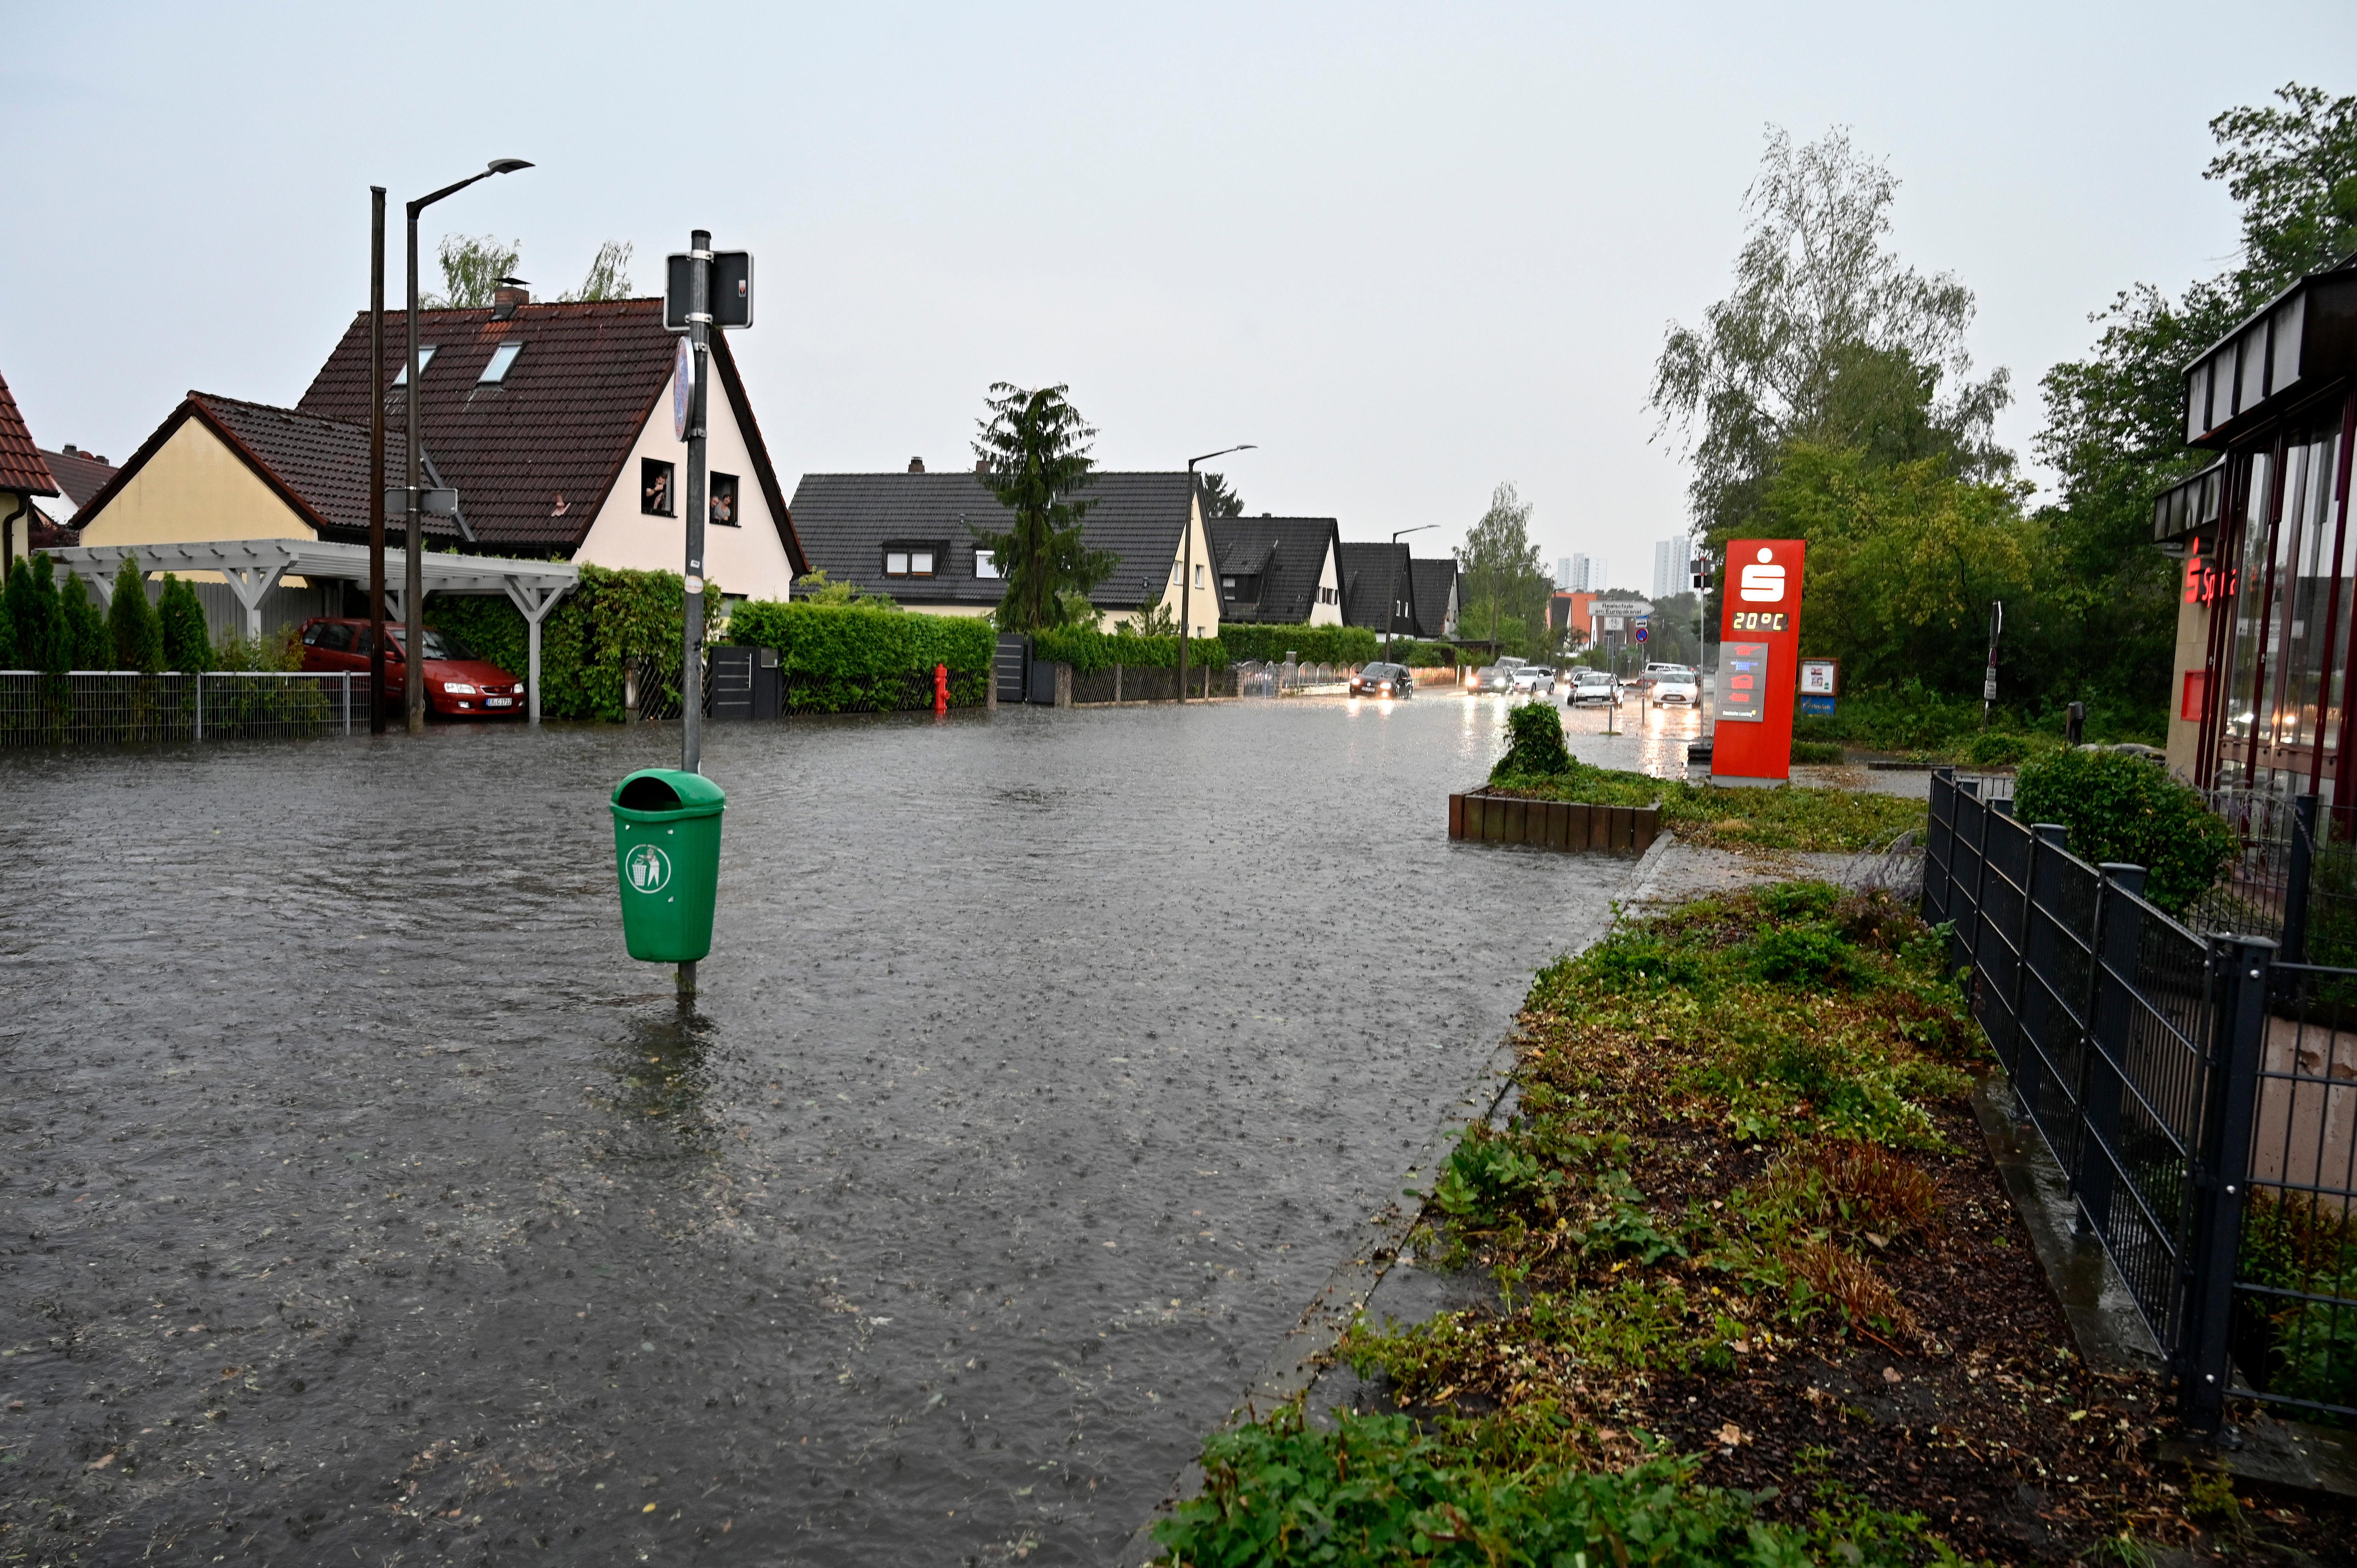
xmin=1730 ymin=611 xmax=1788 ymax=632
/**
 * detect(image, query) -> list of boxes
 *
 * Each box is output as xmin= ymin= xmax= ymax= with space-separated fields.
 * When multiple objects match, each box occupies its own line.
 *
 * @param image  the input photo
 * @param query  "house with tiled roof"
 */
xmin=1409 ymin=558 xmax=1461 ymax=639
xmin=1205 ymin=516 xmax=1343 ymax=627
xmin=1337 ymin=541 xmax=1419 ymax=639
xmin=30 ymin=444 xmax=119 ymax=546
xmin=787 ymin=468 xmax=1223 ymax=636
xmin=70 ymin=291 xmax=807 ymax=634
xmin=0 ymin=368 xmax=60 ymax=573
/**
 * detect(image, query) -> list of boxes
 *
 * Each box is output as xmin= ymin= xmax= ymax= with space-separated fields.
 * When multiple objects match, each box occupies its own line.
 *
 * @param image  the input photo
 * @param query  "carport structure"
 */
xmin=50 ymin=539 xmax=578 ymax=723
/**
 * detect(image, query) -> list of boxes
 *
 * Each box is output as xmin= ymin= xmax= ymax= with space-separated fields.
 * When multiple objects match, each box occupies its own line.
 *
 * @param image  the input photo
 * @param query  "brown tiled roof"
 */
xmin=68 ymin=392 xmax=458 ymax=545
xmin=37 ymin=448 xmax=118 ymax=509
xmin=295 ymin=299 xmax=806 ymax=570
xmin=0 ymin=369 xmax=59 ymax=496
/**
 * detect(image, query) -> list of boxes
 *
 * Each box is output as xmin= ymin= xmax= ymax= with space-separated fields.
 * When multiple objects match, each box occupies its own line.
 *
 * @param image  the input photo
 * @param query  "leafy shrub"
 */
xmin=2014 ymin=748 xmax=2235 ymax=914
xmin=1431 ymin=1127 xmax=1553 ymax=1224
xmin=425 ymin=565 xmax=722 ymax=722
xmin=1030 ymin=625 xmax=1226 ymax=673
xmin=1574 ymin=932 xmax=1707 ymax=992
xmin=1495 ymin=700 xmax=1571 ymax=777
xmin=1217 ymin=622 xmax=1379 ymax=666
xmin=1790 ymin=739 xmax=1844 ymax=764
xmin=718 ymin=600 xmax=994 ymax=711
xmin=1964 ymin=729 xmax=2041 ymax=766
xmin=1757 ymin=881 xmax=1840 ymax=921
xmin=1750 ymin=923 xmax=1851 ymax=987
xmin=1156 ymin=1407 xmax=1939 ymax=1567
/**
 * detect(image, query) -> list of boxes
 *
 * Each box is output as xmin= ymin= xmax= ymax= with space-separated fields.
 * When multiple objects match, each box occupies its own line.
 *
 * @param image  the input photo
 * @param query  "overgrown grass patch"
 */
xmin=1487 ymin=757 xmax=1927 ymax=853
xmin=1154 ymin=881 xmax=2345 ymax=1563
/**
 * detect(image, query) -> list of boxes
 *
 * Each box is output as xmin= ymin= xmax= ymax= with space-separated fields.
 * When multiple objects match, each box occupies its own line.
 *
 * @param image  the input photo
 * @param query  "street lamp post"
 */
xmin=403 ymin=158 xmax=531 ymax=735
xmin=1382 ymin=524 xmax=1435 ymax=665
xmin=1178 ymin=445 xmax=1255 ymax=703
xmin=369 ymin=187 xmax=387 ymax=735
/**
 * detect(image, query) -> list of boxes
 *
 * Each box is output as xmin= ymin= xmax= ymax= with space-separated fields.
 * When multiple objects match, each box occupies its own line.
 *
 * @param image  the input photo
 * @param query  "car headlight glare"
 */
xmin=443 ymin=682 xmax=478 ymax=695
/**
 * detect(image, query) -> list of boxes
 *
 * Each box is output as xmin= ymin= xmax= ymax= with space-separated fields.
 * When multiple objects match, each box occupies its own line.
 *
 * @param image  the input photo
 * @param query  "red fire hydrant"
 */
xmin=933 ymin=662 xmax=950 ymax=715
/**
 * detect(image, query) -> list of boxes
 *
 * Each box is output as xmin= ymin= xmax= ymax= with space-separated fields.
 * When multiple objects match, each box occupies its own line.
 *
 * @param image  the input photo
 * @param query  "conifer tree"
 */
xmin=158 ymin=576 xmax=212 ymax=673
xmin=108 ymin=556 xmax=163 ymax=674
xmin=58 ymin=572 xmax=106 ymax=669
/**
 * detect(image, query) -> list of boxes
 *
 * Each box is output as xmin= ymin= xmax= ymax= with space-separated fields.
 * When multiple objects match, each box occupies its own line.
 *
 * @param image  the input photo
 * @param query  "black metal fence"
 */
xmin=0 ymin=671 xmax=371 ymax=745
xmin=1926 ymin=770 xmax=2357 ymax=1429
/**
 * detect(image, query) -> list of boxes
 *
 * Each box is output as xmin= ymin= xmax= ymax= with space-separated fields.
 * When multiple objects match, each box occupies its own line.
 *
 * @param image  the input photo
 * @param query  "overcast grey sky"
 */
xmin=4 ymin=2 xmax=2350 ymax=581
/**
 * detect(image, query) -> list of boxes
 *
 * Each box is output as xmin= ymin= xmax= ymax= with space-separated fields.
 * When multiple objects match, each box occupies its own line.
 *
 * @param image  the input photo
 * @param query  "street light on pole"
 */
xmin=403 ymin=157 xmax=531 ymax=736
xmin=1178 ymin=444 xmax=1254 ymax=703
xmin=1383 ymin=524 xmax=1435 ymax=665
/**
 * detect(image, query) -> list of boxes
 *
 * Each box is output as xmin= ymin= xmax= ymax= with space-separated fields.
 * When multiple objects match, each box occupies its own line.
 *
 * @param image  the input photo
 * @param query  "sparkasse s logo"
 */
xmin=1738 ymin=546 xmax=1785 ymax=604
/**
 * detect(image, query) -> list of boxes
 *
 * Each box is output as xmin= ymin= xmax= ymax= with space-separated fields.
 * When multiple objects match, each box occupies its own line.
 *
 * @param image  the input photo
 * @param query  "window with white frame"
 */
xmin=975 ymin=549 xmax=1000 ymax=579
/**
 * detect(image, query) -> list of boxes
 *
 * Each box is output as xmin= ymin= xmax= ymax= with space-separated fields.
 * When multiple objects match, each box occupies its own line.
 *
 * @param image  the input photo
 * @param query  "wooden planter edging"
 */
xmin=1447 ymin=785 xmax=1661 ymax=853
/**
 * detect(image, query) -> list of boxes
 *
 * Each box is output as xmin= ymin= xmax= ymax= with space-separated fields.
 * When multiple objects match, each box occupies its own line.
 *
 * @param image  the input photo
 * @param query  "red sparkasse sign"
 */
xmin=1713 ymin=539 xmax=1807 ymax=786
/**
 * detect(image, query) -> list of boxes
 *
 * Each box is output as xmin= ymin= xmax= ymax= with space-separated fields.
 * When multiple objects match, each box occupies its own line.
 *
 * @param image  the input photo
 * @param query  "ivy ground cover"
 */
xmin=1154 ymin=883 xmax=2348 ymax=1565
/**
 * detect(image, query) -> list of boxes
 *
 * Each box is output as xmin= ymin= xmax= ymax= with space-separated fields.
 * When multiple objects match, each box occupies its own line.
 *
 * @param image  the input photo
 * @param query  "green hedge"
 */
xmin=2014 ymin=749 xmax=2235 ymax=915
xmin=1030 ymin=627 xmax=1226 ymax=673
xmin=723 ymin=601 xmax=994 ymax=710
xmin=425 ymin=564 xmax=719 ymax=723
xmin=1217 ymin=623 xmax=1379 ymax=665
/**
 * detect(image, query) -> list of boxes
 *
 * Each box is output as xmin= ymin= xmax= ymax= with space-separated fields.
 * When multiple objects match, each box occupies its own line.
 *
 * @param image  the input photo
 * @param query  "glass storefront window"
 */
xmin=2220 ymin=451 xmax=2275 ymax=781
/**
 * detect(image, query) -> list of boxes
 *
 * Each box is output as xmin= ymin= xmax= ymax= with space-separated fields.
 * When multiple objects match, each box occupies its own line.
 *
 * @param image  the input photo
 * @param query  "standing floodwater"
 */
xmin=0 ymin=697 xmax=1625 ymax=1564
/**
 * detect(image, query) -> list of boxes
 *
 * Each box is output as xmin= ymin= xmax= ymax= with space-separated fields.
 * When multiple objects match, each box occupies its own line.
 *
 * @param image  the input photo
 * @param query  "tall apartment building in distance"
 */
xmin=1565 ymin=554 xmax=1606 ymax=593
xmin=1557 ymin=556 xmax=1573 ymax=591
xmin=1652 ymin=537 xmax=1687 ymax=600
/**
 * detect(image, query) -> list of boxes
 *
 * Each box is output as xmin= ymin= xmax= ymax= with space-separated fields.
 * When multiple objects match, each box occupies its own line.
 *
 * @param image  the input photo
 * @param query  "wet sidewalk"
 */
xmin=1 ymin=696 xmax=1634 ymax=1565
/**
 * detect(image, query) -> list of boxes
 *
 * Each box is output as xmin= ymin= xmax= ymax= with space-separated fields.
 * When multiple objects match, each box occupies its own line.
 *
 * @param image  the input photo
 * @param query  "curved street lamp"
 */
xmin=1383 ymin=524 xmax=1436 ymax=665
xmin=398 ymin=158 xmax=532 ymax=735
xmin=1179 ymin=445 xmax=1255 ymax=703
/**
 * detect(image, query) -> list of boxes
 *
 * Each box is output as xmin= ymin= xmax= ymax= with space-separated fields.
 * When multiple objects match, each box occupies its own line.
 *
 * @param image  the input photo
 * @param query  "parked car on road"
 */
xmin=1510 ymin=665 xmax=1556 ymax=696
xmin=1567 ymin=668 xmax=1618 ymax=705
xmin=1349 ymin=662 xmax=1414 ymax=699
xmin=299 ymin=618 xmax=526 ymax=719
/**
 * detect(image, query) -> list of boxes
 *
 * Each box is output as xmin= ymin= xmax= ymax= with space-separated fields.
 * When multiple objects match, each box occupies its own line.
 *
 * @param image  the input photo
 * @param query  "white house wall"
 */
xmin=1309 ymin=540 xmax=1343 ymax=627
xmin=571 ymin=369 xmax=799 ymax=602
xmin=1140 ymin=493 xmax=1222 ymax=638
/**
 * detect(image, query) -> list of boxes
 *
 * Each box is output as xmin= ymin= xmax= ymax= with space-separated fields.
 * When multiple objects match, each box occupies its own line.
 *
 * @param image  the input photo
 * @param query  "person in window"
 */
xmin=643 ymin=465 xmax=671 ymax=515
xmin=710 ymin=474 xmax=737 ymax=526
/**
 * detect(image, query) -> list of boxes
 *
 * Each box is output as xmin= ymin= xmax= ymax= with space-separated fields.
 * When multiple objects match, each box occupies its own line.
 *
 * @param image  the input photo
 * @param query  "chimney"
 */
xmin=907 ymin=456 xmax=926 ymax=473
xmin=493 ymin=283 xmax=529 ymax=320
xmin=61 ymin=444 xmax=78 ymax=456
xmin=974 ymin=458 xmax=988 ymax=474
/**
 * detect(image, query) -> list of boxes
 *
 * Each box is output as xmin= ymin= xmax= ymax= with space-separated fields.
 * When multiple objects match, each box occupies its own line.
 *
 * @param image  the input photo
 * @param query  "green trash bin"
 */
xmin=610 ymin=768 xmax=726 ymax=963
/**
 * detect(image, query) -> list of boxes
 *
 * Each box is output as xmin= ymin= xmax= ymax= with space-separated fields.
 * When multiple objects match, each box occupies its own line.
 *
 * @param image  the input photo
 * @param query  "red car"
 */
xmin=298 ymin=618 xmax=526 ymax=718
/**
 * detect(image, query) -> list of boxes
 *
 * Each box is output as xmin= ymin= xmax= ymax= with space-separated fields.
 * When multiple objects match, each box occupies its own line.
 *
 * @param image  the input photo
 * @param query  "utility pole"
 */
xmin=1981 ymin=600 xmax=2004 ymax=729
xmin=681 ymin=230 xmax=712 ymax=775
xmin=368 ymin=187 xmax=387 ymax=735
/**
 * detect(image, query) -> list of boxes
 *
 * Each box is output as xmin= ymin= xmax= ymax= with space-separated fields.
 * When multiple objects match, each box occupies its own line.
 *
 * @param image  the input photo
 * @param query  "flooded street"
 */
xmin=1 ymin=694 xmax=1631 ymax=1566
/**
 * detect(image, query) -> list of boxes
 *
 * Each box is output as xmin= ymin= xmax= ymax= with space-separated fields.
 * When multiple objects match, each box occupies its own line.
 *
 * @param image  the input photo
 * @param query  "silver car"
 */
xmin=1567 ymin=668 xmax=1617 ymax=705
xmin=1510 ymin=666 xmax=1557 ymax=696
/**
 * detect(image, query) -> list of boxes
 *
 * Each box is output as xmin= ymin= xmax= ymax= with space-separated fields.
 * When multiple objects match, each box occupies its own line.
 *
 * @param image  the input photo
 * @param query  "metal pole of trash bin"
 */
xmin=677 ymin=230 xmax=715 ymax=999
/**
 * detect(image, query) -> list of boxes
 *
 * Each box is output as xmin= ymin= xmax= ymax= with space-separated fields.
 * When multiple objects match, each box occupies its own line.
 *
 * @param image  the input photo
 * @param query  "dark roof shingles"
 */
xmin=1206 ymin=516 xmax=1339 ymax=625
xmin=37 ymin=449 xmax=116 ymax=509
xmin=786 ymin=471 xmax=1194 ymax=609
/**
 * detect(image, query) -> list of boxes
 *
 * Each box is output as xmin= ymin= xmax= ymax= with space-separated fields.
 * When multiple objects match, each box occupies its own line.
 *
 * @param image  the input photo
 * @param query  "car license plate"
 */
xmin=486 ymin=697 xmax=512 ymax=707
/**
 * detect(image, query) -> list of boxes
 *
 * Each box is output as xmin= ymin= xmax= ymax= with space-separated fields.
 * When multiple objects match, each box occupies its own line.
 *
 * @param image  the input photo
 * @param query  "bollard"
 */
xmin=933 ymin=662 xmax=949 ymax=715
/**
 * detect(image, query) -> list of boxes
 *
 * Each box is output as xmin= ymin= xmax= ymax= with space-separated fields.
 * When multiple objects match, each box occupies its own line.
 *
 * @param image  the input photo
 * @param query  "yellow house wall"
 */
xmin=1144 ymin=494 xmax=1222 ymax=639
xmin=75 ymin=417 xmax=316 ymax=550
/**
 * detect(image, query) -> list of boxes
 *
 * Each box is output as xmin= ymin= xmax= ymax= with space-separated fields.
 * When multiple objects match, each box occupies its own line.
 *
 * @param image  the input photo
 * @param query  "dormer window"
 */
xmin=479 ymin=342 xmax=524 ymax=383
xmin=883 ymin=542 xmax=942 ymax=578
xmin=390 ymin=347 xmax=436 ymax=385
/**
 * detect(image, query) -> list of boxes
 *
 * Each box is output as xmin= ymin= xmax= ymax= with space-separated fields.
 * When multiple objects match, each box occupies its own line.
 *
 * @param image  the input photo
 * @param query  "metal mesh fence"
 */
xmin=0 ymin=671 xmax=371 ymax=746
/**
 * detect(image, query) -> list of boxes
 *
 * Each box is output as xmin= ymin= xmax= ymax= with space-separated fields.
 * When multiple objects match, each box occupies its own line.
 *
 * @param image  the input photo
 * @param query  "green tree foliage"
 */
xmin=557 ymin=240 xmax=636 ymax=302
xmin=7 ymin=555 xmax=67 ymax=675
xmin=426 ymin=234 xmax=520 ymax=309
xmin=58 ymin=572 xmax=106 ymax=669
xmin=1198 ymin=471 xmax=1245 ymax=518
xmin=157 ymin=575 xmax=212 ymax=674
xmin=2034 ymin=83 xmax=2357 ymax=717
xmin=106 ymin=557 xmax=163 ymax=673
xmin=1457 ymin=482 xmax=1552 ymax=653
xmin=968 ymin=383 xmax=1115 ymax=632
xmin=1030 ymin=626 xmax=1225 ymax=672
xmin=1758 ymin=443 xmax=2038 ymax=693
xmin=2014 ymin=750 xmax=2236 ymax=915
xmin=0 ymin=557 xmax=32 ymax=668
xmin=1498 ymin=699 xmax=1573 ymax=777
xmin=1650 ymin=127 xmax=2011 ymax=546
xmin=792 ymin=569 xmax=896 ymax=608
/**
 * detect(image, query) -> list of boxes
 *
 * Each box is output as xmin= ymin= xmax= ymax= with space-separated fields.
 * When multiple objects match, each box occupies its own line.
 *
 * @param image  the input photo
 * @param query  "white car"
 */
xmin=1649 ymin=667 xmax=1700 ymax=705
xmin=1567 ymin=669 xmax=1617 ymax=705
xmin=1509 ymin=666 xmax=1556 ymax=696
